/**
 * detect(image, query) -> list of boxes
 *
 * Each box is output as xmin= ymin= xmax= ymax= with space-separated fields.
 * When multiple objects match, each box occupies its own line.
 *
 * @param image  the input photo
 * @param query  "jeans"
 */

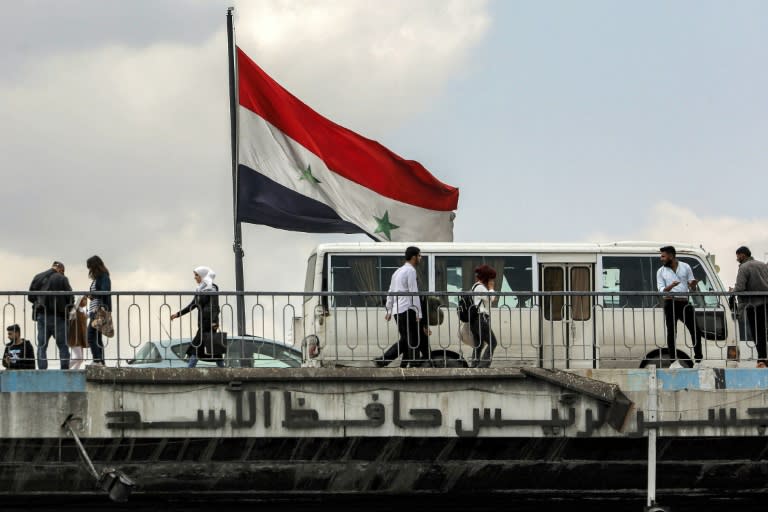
xmin=87 ymin=314 xmax=105 ymax=364
xmin=469 ymin=313 xmax=498 ymax=368
xmin=664 ymin=299 xmax=702 ymax=361
xmin=37 ymin=314 xmax=69 ymax=370
xmin=187 ymin=355 xmax=225 ymax=368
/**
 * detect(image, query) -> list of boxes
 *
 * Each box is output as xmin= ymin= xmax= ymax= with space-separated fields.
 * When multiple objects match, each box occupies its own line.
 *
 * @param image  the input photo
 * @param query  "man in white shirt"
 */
xmin=657 ymin=246 xmax=702 ymax=366
xmin=374 ymin=246 xmax=426 ymax=367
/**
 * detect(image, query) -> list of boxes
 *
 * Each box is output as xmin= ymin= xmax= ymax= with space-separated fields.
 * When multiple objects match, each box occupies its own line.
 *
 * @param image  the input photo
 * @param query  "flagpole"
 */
xmin=227 ymin=7 xmax=246 ymax=337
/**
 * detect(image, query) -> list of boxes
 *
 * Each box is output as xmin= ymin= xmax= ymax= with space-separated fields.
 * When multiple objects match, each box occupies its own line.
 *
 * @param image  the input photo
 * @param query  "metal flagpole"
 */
xmin=227 ymin=7 xmax=246 ymax=336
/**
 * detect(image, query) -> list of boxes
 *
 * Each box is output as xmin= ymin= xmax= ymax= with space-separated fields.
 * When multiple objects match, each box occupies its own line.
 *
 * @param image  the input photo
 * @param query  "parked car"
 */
xmin=126 ymin=335 xmax=302 ymax=368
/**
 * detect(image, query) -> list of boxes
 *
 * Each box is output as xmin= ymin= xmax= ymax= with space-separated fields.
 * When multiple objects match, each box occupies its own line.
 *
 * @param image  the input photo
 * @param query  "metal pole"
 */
xmin=62 ymin=417 xmax=99 ymax=479
xmin=115 ymin=295 xmax=120 ymax=367
xmin=647 ymin=364 xmax=658 ymax=508
xmin=227 ymin=7 xmax=246 ymax=336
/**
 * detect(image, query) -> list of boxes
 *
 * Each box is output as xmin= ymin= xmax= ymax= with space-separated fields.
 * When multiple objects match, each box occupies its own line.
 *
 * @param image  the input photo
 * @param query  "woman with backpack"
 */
xmin=467 ymin=264 xmax=499 ymax=368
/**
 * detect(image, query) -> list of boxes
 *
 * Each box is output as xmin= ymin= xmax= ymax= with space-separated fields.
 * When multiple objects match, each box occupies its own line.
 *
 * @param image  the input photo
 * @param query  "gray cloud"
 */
xmin=0 ymin=0 xmax=490 ymax=292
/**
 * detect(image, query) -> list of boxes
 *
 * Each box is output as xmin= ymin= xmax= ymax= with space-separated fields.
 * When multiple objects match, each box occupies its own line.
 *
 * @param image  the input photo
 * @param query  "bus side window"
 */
xmin=601 ymin=256 xmax=659 ymax=308
xmin=678 ymin=256 xmax=719 ymax=307
xmin=435 ymin=255 xmax=533 ymax=308
xmin=328 ymin=255 xmax=429 ymax=308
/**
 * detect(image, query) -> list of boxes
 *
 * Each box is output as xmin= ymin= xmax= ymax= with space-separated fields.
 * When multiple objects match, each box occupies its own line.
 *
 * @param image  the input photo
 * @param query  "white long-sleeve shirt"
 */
xmin=656 ymin=261 xmax=695 ymax=294
xmin=385 ymin=263 xmax=422 ymax=319
xmin=472 ymin=282 xmax=495 ymax=315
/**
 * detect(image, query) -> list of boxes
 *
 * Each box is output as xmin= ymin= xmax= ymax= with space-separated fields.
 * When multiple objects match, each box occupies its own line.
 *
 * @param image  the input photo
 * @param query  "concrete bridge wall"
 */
xmin=2 ymin=367 xmax=768 ymax=497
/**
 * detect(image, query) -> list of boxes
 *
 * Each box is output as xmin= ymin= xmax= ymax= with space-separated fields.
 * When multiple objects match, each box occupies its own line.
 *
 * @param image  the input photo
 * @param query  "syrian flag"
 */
xmin=235 ymin=47 xmax=459 ymax=242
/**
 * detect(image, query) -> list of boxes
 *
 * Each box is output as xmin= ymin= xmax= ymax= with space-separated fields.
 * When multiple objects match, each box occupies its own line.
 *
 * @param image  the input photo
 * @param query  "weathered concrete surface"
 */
xmin=3 ymin=367 xmax=768 ymax=496
xmin=3 ymin=367 xmax=768 ymax=439
xmin=83 ymin=366 xmax=527 ymax=383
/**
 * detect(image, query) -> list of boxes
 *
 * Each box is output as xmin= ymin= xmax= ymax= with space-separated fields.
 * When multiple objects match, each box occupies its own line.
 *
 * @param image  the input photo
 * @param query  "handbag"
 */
xmin=91 ymin=307 xmax=115 ymax=338
xmin=202 ymin=331 xmax=228 ymax=357
xmin=459 ymin=321 xmax=478 ymax=347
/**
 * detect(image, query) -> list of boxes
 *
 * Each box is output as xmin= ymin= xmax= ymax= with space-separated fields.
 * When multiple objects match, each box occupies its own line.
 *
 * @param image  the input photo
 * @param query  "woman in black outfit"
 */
xmin=170 ymin=266 xmax=222 ymax=368
xmin=469 ymin=264 xmax=499 ymax=368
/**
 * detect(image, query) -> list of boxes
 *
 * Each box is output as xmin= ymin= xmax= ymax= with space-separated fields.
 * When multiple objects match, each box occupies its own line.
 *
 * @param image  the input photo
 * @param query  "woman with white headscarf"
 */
xmin=170 ymin=266 xmax=222 ymax=368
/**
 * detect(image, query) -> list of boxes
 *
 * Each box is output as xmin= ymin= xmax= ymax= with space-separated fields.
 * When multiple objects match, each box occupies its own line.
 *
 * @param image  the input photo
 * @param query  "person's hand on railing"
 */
xmin=170 ymin=312 xmax=179 ymax=320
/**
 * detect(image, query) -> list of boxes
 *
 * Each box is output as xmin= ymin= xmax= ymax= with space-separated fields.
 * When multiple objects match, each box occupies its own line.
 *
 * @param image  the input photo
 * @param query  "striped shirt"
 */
xmin=88 ymin=279 xmax=103 ymax=314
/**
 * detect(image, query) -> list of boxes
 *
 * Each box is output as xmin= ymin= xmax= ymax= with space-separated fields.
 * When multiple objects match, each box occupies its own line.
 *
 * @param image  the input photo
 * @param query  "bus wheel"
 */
xmin=640 ymin=349 xmax=693 ymax=369
xmin=428 ymin=350 xmax=468 ymax=368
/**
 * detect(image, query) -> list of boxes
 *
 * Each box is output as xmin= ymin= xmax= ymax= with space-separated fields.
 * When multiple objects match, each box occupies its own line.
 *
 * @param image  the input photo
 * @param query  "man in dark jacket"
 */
xmin=731 ymin=246 xmax=768 ymax=367
xmin=28 ymin=261 xmax=73 ymax=369
xmin=3 ymin=324 xmax=35 ymax=370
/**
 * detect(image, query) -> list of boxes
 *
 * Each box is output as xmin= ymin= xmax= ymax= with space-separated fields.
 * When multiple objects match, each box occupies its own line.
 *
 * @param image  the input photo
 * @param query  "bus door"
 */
xmin=539 ymin=263 xmax=596 ymax=369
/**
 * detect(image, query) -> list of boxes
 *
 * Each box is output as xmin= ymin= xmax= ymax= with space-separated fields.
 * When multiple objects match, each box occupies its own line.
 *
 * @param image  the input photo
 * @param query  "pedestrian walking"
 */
xmin=730 ymin=246 xmax=768 ymax=368
xmin=67 ymin=296 xmax=89 ymax=369
xmin=467 ymin=264 xmax=499 ymax=368
xmin=86 ymin=256 xmax=111 ymax=366
xmin=374 ymin=246 xmax=429 ymax=368
xmin=28 ymin=261 xmax=73 ymax=369
xmin=171 ymin=266 xmax=223 ymax=368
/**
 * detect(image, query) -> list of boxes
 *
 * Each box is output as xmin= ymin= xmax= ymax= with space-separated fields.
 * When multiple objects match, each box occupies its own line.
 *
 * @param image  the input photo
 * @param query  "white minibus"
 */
xmin=297 ymin=242 xmax=744 ymax=369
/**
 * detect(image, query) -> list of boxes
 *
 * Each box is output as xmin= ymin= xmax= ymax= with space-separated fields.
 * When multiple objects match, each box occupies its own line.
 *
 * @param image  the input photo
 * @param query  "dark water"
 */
xmin=6 ymin=495 xmax=768 ymax=512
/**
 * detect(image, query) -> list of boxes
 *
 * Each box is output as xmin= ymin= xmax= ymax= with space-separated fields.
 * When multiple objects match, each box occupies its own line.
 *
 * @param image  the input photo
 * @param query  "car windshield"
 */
xmin=133 ymin=342 xmax=162 ymax=364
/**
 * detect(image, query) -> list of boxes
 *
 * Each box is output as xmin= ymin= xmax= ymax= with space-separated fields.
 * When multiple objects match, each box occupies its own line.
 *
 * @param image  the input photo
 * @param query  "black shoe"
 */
xmin=372 ymin=358 xmax=389 ymax=368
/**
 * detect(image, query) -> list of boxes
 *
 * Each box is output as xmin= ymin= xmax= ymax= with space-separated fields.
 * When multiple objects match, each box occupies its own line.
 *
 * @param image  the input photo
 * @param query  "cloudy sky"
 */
xmin=1 ymin=0 xmax=766 ymax=293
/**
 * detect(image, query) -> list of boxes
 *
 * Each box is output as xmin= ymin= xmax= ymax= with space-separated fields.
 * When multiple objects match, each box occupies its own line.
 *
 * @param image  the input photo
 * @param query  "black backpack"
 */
xmin=29 ymin=270 xmax=54 ymax=319
xmin=457 ymin=283 xmax=481 ymax=323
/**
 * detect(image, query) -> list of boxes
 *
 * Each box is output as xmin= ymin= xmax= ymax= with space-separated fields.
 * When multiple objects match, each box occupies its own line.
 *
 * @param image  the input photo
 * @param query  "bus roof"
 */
xmin=311 ymin=241 xmax=711 ymax=256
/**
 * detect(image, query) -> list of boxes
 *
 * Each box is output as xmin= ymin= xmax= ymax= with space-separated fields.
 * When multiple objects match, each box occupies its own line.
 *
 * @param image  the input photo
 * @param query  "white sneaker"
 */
xmin=669 ymin=360 xmax=684 ymax=369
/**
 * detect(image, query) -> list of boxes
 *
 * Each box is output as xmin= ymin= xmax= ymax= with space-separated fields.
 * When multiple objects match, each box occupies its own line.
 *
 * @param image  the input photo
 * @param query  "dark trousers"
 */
xmin=87 ymin=315 xmax=104 ymax=364
xmin=381 ymin=310 xmax=425 ymax=367
xmin=37 ymin=314 xmax=69 ymax=369
xmin=664 ymin=299 xmax=702 ymax=360
xmin=469 ymin=313 xmax=498 ymax=368
xmin=745 ymin=303 xmax=768 ymax=361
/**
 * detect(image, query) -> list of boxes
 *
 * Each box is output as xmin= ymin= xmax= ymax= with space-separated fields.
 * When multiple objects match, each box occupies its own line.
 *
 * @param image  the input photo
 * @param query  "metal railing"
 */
xmin=0 ymin=290 xmax=764 ymax=370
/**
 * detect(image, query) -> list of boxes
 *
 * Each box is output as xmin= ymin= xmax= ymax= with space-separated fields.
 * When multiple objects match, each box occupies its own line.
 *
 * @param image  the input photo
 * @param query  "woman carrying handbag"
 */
xmin=170 ymin=266 xmax=223 ymax=368
xmin=86 ymin=255 xmax=111 ymax=366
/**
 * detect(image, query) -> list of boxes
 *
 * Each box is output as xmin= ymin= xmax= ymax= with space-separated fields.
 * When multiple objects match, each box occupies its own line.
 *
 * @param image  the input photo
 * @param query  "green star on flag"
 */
xmin=373 ymin=211 xmax=399 ymax=241
xmin=298 ymin=164 xmax=321 ymax=184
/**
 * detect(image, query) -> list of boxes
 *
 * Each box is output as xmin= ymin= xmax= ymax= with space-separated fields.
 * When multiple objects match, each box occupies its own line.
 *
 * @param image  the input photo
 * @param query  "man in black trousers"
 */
xmin=374 ymin=246 xmax=430 ymax=368
xmin=731 ymin=246 xmax=768 ymax=368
